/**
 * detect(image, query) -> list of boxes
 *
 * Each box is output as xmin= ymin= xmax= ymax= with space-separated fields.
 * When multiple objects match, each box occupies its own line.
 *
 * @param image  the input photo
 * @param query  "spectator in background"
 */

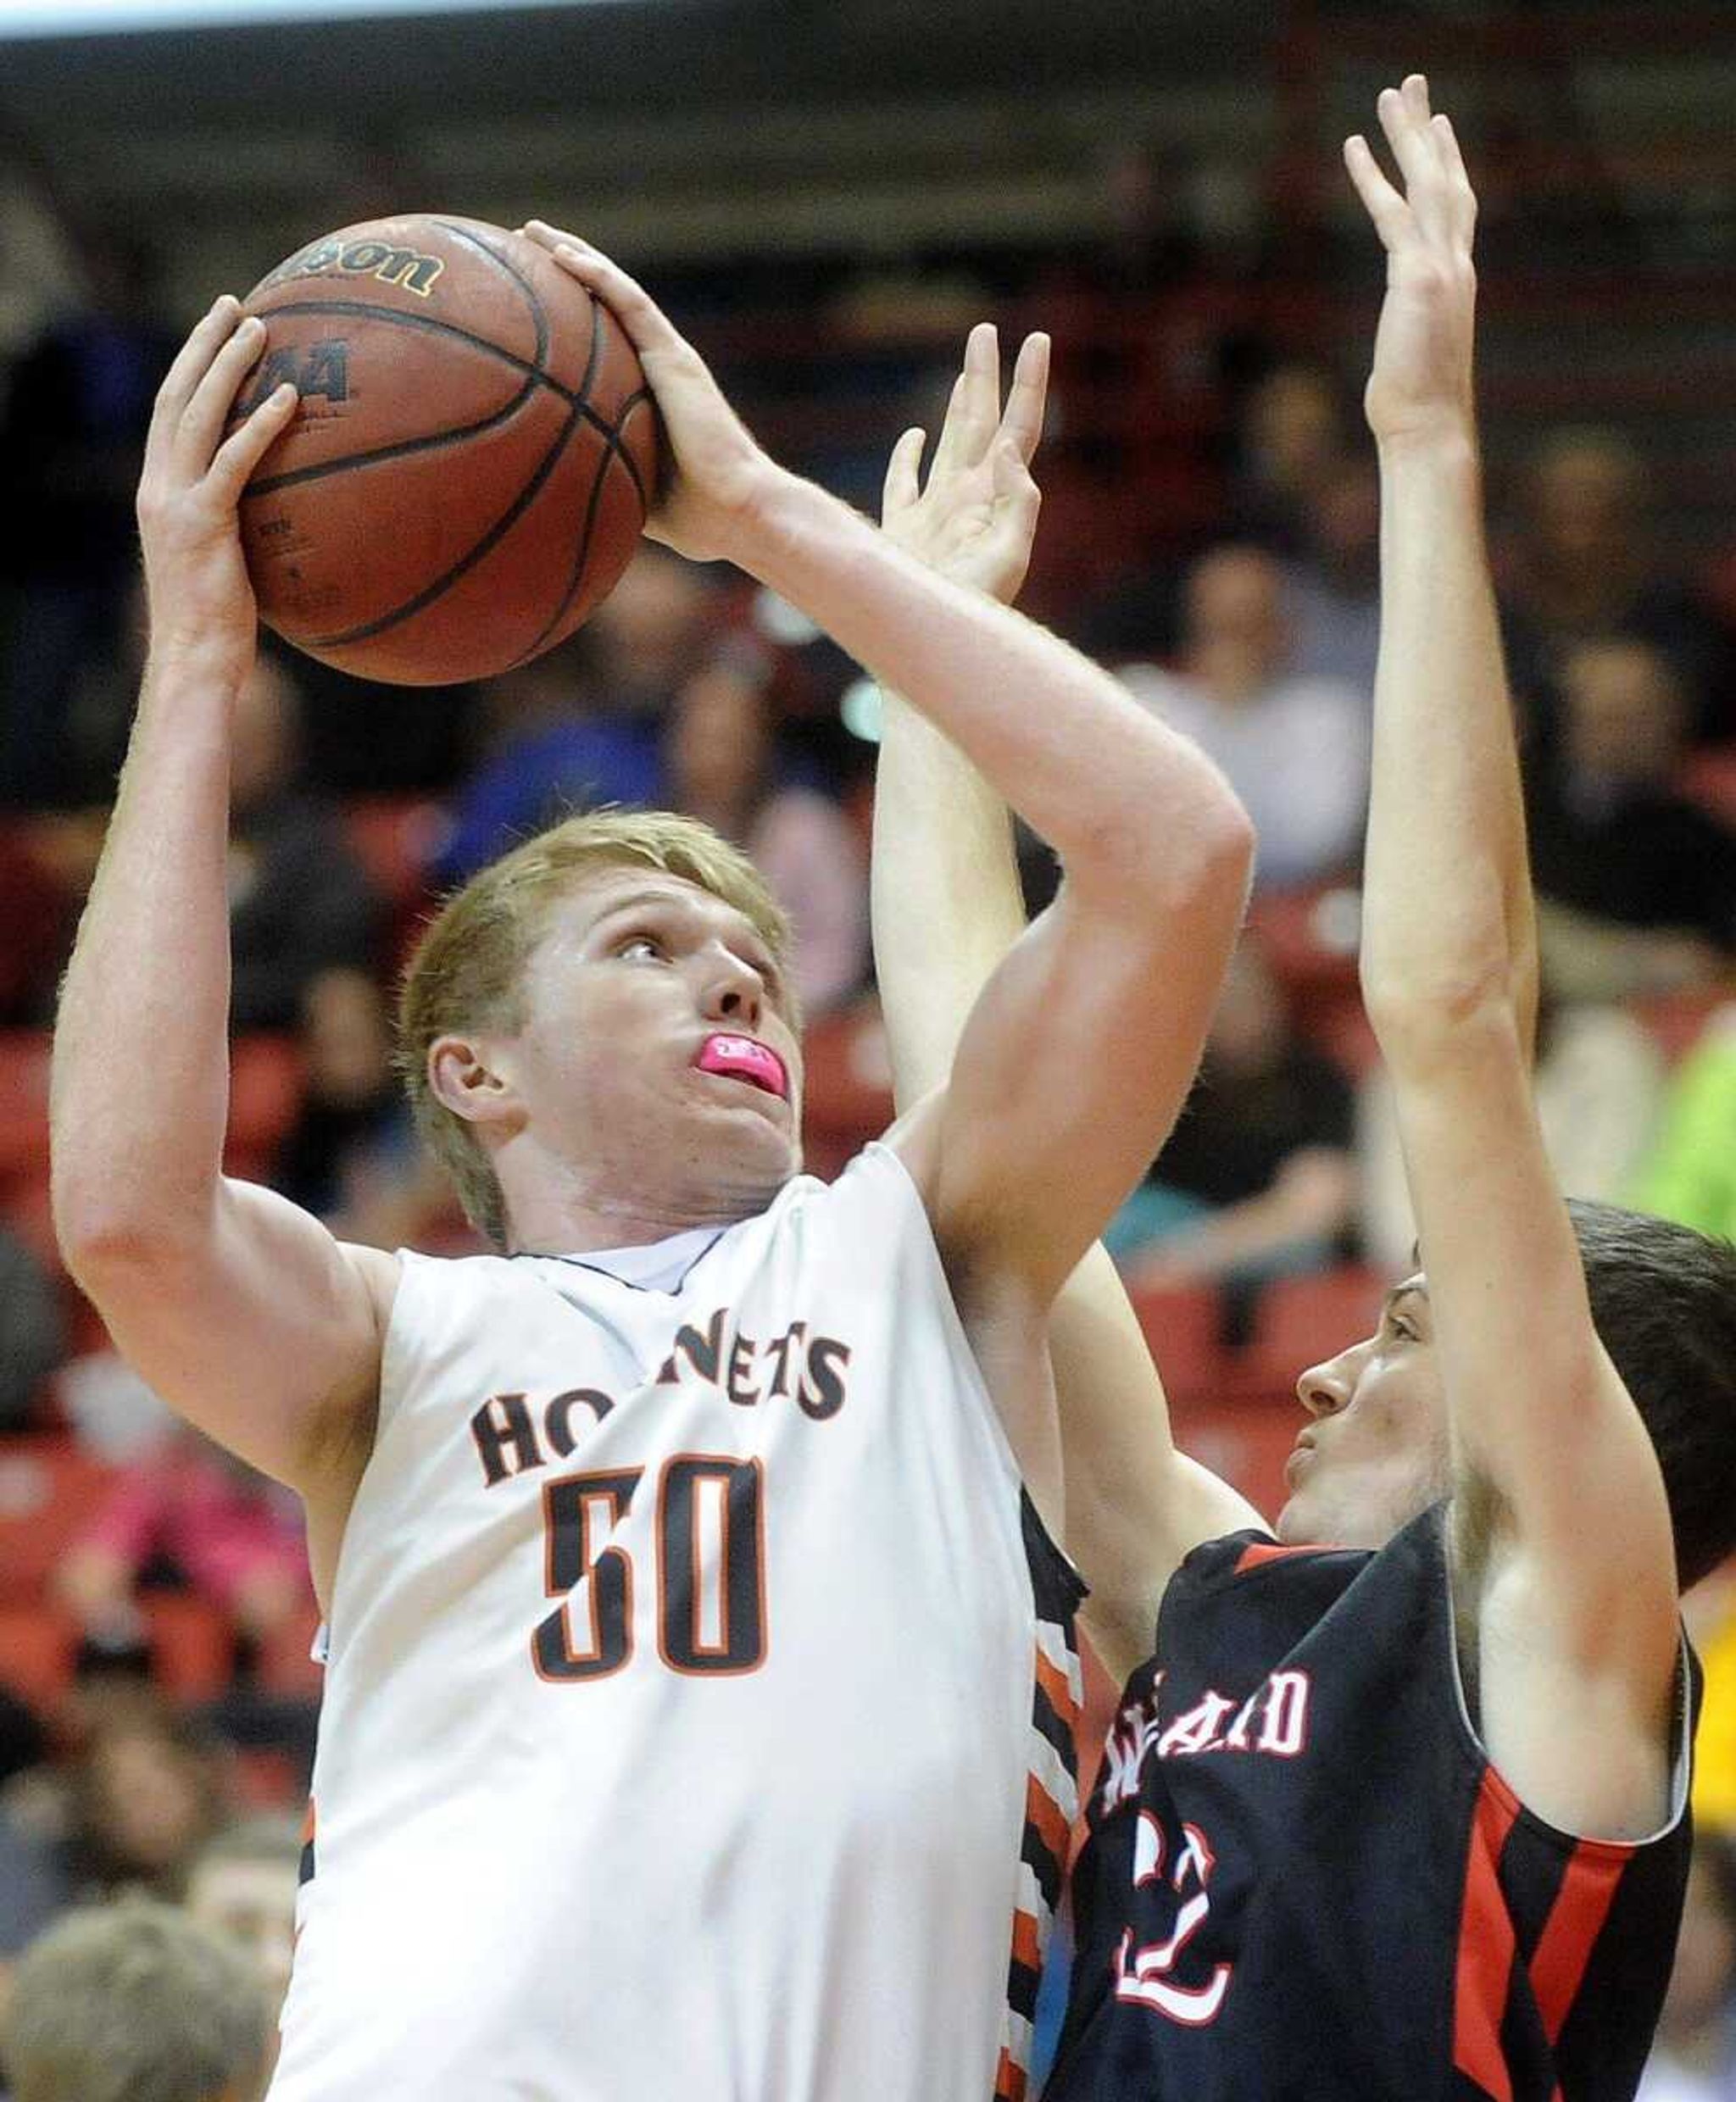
xmin=185 ymin=1815 xmax=303 ymax=2063
xmin=1633 ymin=1002 xmax=1736 ymax=1245
xmin=0 ymin=1695 xmax=229 ymax=1966
xmin=0 ymin=236 xmax=177 ymax=809
xmin=1283 ymin=453 xmax=1382 ymax=697
xmin=53 ymin=1425 xmax=313 ymax=1677
xmin=1111 ymin=933 xmax=1358 ymax=1318
xmin=1120 ymin=542 xmax=1368 ymax=888
xmin=664 ymin=653 xmax=868 ymax=1014
xmin=0 ymin=1226 xmax=65 ymax=1433
xmin=226 ymin=651 xmax=385 ymax=1034
xmin=1224 ymin=362 xmax=1348 ymax=557
xmin=2 ymin=1893 xmax=270 ymax=2102
xmin=435 ymin=546 xmax=720 ymax=885
xmin=1637 ymin=1838 xmax=1736 ymax=2101
xmin=1525 ymin=636 xmax=1736 ymax=995
xmin=271 ymin=967 xmax=454 ymax=1252
xmin=1500 ymin=427 xmax=1735 ymax=748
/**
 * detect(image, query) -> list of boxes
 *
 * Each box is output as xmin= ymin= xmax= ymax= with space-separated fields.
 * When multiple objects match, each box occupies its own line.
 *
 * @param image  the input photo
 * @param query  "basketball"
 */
xmin=235 ymin=214 xmax=659 ymax=686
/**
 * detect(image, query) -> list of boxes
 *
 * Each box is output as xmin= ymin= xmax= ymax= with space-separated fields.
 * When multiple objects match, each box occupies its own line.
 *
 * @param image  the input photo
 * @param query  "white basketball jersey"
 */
xmin=269 ymin=1142 xmax=1082 ymax=2102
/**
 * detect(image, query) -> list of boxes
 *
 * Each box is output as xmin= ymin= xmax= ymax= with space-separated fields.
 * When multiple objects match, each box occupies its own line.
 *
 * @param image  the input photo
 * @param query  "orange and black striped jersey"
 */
xmin=269 ymin=1143 xmax=1082 ymax=2102
xmin=1048 ymin=1509 xmax=1694 ymax=2102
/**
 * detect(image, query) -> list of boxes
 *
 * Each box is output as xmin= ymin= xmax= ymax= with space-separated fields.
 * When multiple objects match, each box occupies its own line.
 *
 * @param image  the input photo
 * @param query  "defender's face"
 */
xmin=1277 ymin=1276 xmax=1450 ymax=1549
xmin=504 ymin=868 xmax=804 ymax=1223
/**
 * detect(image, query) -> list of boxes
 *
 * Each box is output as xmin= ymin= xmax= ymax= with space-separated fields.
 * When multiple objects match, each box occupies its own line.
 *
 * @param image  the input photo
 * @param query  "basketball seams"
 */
xmin=431 ymin=220 xmax=549 ymax=372
xmin=309 ymin=399 xmax=581 ymax=649
xmin=504 ymin=417 xmax=630 ymax=672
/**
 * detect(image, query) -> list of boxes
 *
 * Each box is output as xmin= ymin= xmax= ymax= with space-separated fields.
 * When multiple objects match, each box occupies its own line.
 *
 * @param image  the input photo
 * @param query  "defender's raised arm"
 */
xmin=1348 ymin=78 xmax=1678 ymax=1838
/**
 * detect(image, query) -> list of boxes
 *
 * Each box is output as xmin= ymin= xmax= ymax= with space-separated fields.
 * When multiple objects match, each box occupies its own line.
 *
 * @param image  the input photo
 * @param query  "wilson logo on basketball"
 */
xmin=259 ymin=236 xmax=445 ymax=299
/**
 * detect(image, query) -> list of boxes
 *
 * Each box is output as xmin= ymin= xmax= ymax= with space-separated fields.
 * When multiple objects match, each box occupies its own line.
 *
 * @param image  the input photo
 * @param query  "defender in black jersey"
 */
xmin=870 ymin=74 xmax=1736 ymax=2102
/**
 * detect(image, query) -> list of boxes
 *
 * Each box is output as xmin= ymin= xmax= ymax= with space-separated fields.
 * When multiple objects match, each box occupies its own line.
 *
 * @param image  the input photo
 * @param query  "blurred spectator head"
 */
xmin=301 ymin=966 xmax=395 ymax=1110
xmin=227 ymin=652 xmax=303 ymax=816
xmin=1556 ymin=636 xmax=1692 ymax=787
xmin=2 ymin=1893 xmax=270 ymax=2102
xmin=665 ymin=654 xmax=776 ymax=832
xmin=1240 ymin=364 xmax=1344 ymax=509
xmin=186 ymin=1815 xmax=303 ymax=2013
xmin=1183 ymin=543 xmax=1292 ymax=697
xmin=587 ymin=547 xmax=720 ymax=713
xmin=1522 ymin=426 xmax=1650 ymax=570
xmin=70 ymin=1696 xmax=228 ymax=1897
xmin=1205 ymin=935 xmax=1291 ymax=1076
xmin=1302 ymin=455 xmax=1381 ymax=592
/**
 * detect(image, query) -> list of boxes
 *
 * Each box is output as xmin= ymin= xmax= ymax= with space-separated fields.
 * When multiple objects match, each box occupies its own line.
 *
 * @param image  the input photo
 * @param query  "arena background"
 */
xmin=0 ymin=0 xmax=1733 ymax=2090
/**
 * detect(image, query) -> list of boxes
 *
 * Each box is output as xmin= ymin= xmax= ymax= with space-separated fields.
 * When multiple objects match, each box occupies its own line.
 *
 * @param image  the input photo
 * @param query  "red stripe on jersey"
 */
xmin=1232 ymin=1541 xmax=1317 ymax=1576
xmin=1452 ymin=1770 xmax=1522 ymax=2102
xmin=300 ymin=1799 xmax=316 ymax=1846
xmin=1035 ymin=1644 xmax=1081 ymax=1732
xmin=1528 ymin=1838 xmax=1629 ymax=2044
xmin=1011 ymin=1908 xmax=1042 ymax=1975
xmin=1026 ymin=1774 xmax=1072 ymax=1866
xmin=993 ymin=2045 xmax=1027 ymax=2102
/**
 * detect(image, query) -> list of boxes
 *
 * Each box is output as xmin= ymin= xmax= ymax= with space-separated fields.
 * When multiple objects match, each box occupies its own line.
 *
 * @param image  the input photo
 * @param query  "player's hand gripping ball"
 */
xmin=235 ymin=215 xmax=660 ymax=685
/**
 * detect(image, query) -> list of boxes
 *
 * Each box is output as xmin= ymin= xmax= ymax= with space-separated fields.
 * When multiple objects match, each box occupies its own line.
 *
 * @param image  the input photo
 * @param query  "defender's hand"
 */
xmin=135 ymin=296 xmax=298 ymax=676
xmin=881 ymin=324 xmax=1047 ymax=605
xmin=1344 ymin=75 xmax=1478 ymax=448
xmin=522 ymin=220 xmax=779 ymax=564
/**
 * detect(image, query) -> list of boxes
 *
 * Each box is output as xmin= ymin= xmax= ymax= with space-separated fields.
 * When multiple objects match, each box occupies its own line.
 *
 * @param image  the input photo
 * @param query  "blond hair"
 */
xmin=398 ymin=809 xmax=793 ymax=1248
xmin=3 ymin=1895 xmax=270 ymax=2102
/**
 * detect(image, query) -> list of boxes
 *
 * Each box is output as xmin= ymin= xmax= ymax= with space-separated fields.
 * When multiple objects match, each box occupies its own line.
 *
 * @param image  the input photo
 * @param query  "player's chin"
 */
xmin=1273 ymin=1488 xmax=1317 ymax=1547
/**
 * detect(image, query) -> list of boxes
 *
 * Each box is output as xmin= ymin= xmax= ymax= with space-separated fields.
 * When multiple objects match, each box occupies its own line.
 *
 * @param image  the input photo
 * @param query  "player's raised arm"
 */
xmin=1348 ymin=79 xmax=1678 ymax=1834
xmin=51 ymin=298 xmax=397 ymax=1545
xmin=527 ymin=226 xmax=1255 ymax=1318
xmin=871 ymin=331 xmax=1260 ymax=1674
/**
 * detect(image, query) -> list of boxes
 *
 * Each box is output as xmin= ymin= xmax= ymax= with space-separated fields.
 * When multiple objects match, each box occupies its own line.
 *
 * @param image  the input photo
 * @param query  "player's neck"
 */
xmin=500 ymin=1166 xmax=786 ymax=1256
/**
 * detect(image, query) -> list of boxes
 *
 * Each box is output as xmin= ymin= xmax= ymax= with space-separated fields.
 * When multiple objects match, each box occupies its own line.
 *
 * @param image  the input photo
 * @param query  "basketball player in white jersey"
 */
xmin=51 ymin=237 xmax=1253 ymax=2099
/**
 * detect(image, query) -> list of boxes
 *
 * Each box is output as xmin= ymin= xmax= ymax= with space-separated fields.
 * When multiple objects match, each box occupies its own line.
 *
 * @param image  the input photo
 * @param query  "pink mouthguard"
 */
xmin=696 ymin=1034 xmax=788 ymax=1099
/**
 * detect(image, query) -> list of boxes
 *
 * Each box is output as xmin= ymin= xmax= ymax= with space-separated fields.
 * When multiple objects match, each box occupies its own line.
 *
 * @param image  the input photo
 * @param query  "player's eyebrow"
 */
xmin=583 ymin=885 xmax=698 ymax=935
xmin=1380 ymin=1280 xmax=1429 ymax=1326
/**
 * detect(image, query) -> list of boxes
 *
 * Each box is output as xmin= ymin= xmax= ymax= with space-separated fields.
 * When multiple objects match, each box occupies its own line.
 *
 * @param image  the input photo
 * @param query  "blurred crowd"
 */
xmin=0 ymin=157 xmax=1734 ymax=2099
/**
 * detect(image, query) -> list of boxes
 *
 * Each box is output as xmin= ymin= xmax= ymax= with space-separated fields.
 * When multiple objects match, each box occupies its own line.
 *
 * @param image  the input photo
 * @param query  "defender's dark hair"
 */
xmin=1567 ymin=1198 xmax=1736 ymax=1590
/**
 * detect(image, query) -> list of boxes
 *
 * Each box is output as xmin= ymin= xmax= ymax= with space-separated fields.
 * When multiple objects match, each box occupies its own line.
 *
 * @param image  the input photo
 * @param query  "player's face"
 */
xmin=1276 ymin=1276 xmax=1450 ymax=1549
xmin=503 ymin=868 xmax=804 ymax=1226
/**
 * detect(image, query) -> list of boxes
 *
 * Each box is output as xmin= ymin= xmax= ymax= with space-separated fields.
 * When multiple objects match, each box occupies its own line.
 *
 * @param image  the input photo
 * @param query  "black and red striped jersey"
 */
xmin=1046 ymin=1506 xmax=1696 ymax=2102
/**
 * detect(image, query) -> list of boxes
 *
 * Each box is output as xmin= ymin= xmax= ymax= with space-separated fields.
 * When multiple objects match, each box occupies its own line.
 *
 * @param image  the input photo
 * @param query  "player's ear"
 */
xmin=427 ymin=1033 xmax=521 ymax=1130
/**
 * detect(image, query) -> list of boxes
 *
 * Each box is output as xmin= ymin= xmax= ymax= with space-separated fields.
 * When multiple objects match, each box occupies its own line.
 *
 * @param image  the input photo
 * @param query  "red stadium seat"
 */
xmin=224 ymin=1035 xmax=305 ymax=1175
xmin=0 ymin=1032 xmax=52 ymax=1186
xmin=798 ymin=998 xmax=893 ymax=1183
xmin=342 ymin=795 xmax=447 ymax=914
xmin=1679 ymin=743 xmax=1736 ymax=826
xmin=255 ymin=1600 xmax=325 ymax=1700
xmin=1125 ymin=1281 xmax=1223 ymax=1408
xmin=139 ymin=1591 xmax=234 ymax=1704
xmin=1236 ymin=1265 xmax=1389 ymax=1397
xmin=0 ymin=1600 xmax=77 ymax=1710
xmin=1633 ymin=987 xmax=1728 ymax=1066
xmin=1172 ymin=1394 xmax=1299 ymax=1530
xmin=0 ymin=1437 xmax=118 ymax=1600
